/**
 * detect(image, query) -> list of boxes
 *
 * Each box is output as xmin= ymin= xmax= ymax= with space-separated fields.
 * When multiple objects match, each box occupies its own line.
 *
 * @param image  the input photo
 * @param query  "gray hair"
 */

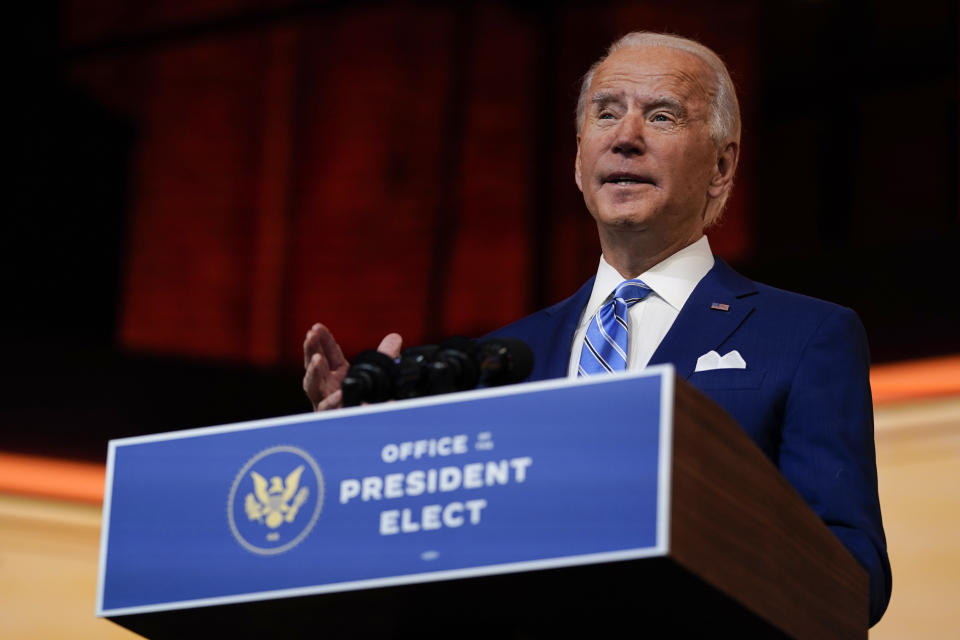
xmin=575 ymin=32 xmax=741 ymax=224
xmin=576 ymin=32 xmax=741 ymax=143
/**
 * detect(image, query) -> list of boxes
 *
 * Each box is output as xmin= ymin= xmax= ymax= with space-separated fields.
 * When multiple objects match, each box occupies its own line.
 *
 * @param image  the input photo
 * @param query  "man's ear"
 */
xmin=707 ymin=141 xmax=739 ymax=198
xmin=574 ymin=135 xmax=583 ymax=192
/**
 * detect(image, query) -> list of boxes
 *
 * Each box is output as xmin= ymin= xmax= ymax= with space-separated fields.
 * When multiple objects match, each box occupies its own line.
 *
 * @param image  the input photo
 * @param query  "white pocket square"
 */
xmin=695 ymin=350 xmax=746 ymax=372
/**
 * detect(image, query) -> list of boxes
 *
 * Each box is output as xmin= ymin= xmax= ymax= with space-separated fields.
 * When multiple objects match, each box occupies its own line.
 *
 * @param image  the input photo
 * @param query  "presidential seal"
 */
xmin=227 ymin=445 xmax=324 ymax=555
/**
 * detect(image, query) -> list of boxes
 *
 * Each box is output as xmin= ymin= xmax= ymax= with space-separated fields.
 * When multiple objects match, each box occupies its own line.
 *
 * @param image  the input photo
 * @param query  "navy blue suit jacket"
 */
xmin=487 ymin=257 xmax=891 ymax=624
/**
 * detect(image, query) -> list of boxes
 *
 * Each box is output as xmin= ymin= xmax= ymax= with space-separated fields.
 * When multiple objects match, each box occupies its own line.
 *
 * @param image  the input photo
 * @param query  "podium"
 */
xmin=96 ymin=366 xmax=867 ymax=638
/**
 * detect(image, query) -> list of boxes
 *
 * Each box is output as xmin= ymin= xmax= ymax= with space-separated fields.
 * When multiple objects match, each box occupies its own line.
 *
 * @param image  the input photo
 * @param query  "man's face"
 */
xmin=575 ymin=46 xmax=724 ymax=243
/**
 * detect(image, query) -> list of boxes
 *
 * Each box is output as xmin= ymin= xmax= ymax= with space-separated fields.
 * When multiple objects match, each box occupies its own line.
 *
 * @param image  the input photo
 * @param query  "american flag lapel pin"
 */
xmin=710 ymin=302 xmax=730 ymax=311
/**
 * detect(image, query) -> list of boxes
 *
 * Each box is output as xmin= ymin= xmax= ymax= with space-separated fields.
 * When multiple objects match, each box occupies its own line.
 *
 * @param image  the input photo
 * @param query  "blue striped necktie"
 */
xmin=578 ymin=279 xmax=652 ymax=376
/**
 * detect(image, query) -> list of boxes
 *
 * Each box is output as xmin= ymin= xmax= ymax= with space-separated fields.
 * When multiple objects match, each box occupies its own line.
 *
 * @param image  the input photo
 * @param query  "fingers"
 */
xmin=316 ymin=389 xmax=342 ymax=412
xmin=303 ymin=323 xmax=348 ymax=411
xmin=302 ymin=349 xmax=330 ymax=394
xmin=303 ymin=323 xmax=347 ymax=371
xmin=303 ymin=323 xmax=323 ymax=370
xmin=316 ymin=325 xmax=348 ymax=372
xmin=377 ymin=332 xmax=403 ymax=359
xmin=302 ymin=352 xmax=326 ymax=410
xmin=302 ymin=324 xmax=401 ymax=412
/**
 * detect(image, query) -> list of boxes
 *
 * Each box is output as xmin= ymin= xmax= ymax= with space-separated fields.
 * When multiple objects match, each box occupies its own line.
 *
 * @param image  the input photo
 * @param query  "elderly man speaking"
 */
xmin=302 ymin=32 xmax=891 ymax=625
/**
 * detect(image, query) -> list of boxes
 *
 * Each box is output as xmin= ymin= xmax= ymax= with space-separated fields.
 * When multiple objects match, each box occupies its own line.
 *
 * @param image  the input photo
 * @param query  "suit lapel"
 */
xmin=648 ymin=259 xmax=758 ymax=378
xmin=536 ymin=277 xmax=594 ymax=380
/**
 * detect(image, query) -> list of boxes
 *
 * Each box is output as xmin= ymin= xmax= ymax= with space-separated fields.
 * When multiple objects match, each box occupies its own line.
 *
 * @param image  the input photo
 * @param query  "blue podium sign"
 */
xmin=96 ymin=366 xmax=675 ymax=617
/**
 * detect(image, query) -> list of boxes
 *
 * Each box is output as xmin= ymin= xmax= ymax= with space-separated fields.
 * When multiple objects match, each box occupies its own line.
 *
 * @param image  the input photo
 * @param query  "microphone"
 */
xmin=341 ymin=344 xmax=448 ymax=406
xmin=431 ymin=336 xmax=481 ymax=393
xmin=340 ymin=337 xmax=535 ymax=406
xmin=477 ymin=337 xmax=534 ymax=387
xmin=340 ymin=350 xmax=399 ymax=407
xmin=393 ymin=344 xmax=447 ymax=400
xmin=430 ymin=336 xmax=534 ymax=390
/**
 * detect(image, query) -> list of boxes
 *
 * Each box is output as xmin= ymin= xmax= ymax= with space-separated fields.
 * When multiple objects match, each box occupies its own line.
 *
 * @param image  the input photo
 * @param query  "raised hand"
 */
xmin=302 ymin=323 xmax=402 ymax=411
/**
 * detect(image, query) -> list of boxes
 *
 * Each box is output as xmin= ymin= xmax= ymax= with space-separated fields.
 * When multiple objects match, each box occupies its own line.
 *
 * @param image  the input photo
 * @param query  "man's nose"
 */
xmin=611 ymin=112 xmax=645 ymax=156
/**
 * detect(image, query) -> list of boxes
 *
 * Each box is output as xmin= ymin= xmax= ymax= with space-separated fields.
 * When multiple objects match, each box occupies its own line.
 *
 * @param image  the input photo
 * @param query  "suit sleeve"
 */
xmin=779 ymin=306 xmax=891 ymax=625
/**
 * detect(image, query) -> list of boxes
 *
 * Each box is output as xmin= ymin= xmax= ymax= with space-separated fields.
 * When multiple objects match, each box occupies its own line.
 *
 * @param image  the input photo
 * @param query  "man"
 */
xmin=303 ymin=32 xmax=890 ymax=624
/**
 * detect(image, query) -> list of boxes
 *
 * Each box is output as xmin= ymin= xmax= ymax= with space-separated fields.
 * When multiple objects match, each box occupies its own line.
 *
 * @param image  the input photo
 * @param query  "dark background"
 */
xmin=4 ymin=0 xmax=957 ymax=462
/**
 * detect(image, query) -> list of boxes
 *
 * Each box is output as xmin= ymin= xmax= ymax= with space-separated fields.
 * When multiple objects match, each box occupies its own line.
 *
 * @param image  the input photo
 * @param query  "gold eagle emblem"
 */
xmin=243 ymin=465 xmax=310 ymax=531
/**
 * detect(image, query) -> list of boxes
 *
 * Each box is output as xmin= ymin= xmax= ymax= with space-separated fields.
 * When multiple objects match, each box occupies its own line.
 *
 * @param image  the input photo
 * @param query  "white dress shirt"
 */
xmin=567 ymin=235 xmax=715 ymax=376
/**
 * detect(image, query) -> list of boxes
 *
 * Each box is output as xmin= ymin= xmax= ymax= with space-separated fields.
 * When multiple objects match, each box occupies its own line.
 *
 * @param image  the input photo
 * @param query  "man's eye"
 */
xmin=651 ymin=113 xmax=673 ymax=122
xmin=598 ymin=111 xmax=615 ymax=120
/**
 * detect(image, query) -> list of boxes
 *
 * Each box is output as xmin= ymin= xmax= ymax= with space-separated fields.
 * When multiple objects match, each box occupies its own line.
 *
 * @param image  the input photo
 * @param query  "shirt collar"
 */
xmin=579 ymin=235 xmax=715 ymax=327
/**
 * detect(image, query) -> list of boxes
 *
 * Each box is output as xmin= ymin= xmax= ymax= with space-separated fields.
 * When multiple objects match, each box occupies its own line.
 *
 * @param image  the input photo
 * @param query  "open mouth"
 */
xmin=603 ymin=172 xmax=655 ymax=186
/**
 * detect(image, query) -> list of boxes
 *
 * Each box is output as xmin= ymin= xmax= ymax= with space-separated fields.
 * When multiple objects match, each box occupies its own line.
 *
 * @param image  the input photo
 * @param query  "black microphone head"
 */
xmin=478 ymin=337 xmax=534 ymax=386
xmin=434 ymin=336 xmax=480 ymax=391
xmin=341 ymin=350 xmax=398 ymax=406
xmin=394 ymin=345 xmax=439 ymax=399
xmin=401 ymin=344 xmax=439 ymax=364
xmin=437 ymin=335 xmax=477 ymax=357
